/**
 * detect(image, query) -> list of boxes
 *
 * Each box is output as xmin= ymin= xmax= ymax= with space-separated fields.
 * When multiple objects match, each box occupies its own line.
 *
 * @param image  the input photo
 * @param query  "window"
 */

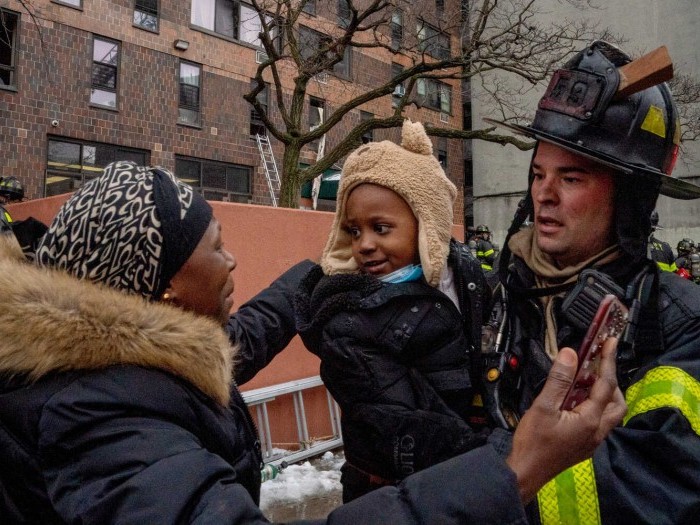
xmin=299 ymin=26 xmax=351 ymax=78
xmin=463 ymin=100 xmax=472 ymax=130
xmin=302 ymin=0 xmax=316 ymax=15
xmin=134 ymin=0 xmax=159 ymax=32
xmin=46 ymin=138 xmax=148 ymax=196
xmin=416 ymin=78 xmax=452 ymax=113
xmin=437 ymin=137 xmax=447 ymax=169
xmin=338 ymin=0 xmax=351 ymax=27
xmin=390 ymin=10 xmax=403 ymax=50
xmin=391 ymin=62 xmax=404 ymax=108
xmin=0 ymin=9 xmax=19 ymax=89
xmin=91 ymin=37 xmax=119 ymax=108
xmin=436 ymin=0 xmax=445 ymax=17
xmin=178 ymin=61 xmax=201 ymax=126
xmin=52 ymin=0 xmax=82 ymax=8
xmin=360 ymin=111 xmax=374 ymax=144
xmin=250 ymin=82 xmax=269 ymax=137
xmin=175 ymin=156 xmax=251 ymax=203
xmin=191 ymin=0 xmax=278 ymax=49
xmin=417 ymin=21 xmax=450 ymax=60
xmin=308 ymin=97 xmax=325 ymax=153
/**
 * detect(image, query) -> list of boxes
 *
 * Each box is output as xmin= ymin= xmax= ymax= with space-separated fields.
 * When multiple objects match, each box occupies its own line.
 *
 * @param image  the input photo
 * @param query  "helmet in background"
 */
xmin=0 ymin=176 xmax=24 ymax=202
xmin=650 ymin=210 xmax=662 ymax=230
xmin=678 ymin=238 xmax=695 ymax=255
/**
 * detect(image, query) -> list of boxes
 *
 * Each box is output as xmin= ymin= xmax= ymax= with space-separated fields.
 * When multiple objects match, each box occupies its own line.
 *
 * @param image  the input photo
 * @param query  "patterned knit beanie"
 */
xmin=36 ymin=160 xmax=212 ymax=300
xmin=321 ymin=120 xmax=457 ymax=286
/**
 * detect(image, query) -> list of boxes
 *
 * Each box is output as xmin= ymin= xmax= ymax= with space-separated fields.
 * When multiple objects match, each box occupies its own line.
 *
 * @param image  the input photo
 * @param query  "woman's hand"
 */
xmin=506 ymin=338 xmax=627 ymax=503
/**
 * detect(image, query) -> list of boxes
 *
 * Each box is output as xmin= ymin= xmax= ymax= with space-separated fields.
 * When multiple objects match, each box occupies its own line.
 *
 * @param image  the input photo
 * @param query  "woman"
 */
xmin=0 ymin=161 xmax=625 ymax=523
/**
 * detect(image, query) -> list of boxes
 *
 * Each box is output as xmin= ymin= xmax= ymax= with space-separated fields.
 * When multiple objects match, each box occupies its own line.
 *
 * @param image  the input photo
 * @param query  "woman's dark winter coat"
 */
xmin=0 ymin=235 xmax=529 ymax=524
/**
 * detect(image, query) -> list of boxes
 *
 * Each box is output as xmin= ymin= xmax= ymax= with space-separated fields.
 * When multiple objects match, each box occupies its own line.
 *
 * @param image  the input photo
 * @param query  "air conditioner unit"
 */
xmin=440 ymin=112 xmax=449 ymax=123
xmin=255 ymin=49 xmax=269 ymax=64
xmin=314 ymin=72 xmax=329 ymax=84
xmin=393 ymin=85 xmax=406 ymax=96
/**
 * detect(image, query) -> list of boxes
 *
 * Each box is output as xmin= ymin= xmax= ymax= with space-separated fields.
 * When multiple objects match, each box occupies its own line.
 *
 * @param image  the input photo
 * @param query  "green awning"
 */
xmin=300 ymin=169 xmax=341 ymax=200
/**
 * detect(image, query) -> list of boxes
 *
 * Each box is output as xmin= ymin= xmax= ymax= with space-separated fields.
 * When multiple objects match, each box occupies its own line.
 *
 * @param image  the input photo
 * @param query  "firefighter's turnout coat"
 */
xmin=488 ymin=253 xmax=700 ymax=524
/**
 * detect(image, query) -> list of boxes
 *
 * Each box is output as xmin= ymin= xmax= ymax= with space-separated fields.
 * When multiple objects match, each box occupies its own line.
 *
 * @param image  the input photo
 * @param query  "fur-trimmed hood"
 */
xmin=0 ymin=234 xmax=235 ymax=406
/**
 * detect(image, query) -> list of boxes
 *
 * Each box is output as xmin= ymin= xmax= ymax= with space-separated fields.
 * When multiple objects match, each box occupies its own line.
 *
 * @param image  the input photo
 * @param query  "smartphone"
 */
xmin=560 ymin=294 xmax=629 ymax=410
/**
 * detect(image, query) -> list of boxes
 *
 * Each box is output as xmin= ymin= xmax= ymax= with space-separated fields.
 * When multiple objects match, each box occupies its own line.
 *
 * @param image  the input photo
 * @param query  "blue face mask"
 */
xmin=380 ymin=264 xmax=424 ymax=284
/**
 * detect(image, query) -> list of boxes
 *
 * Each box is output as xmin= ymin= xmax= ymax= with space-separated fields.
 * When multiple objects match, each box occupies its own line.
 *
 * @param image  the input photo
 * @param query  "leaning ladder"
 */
xmin=242 ymin=375 xmax=343 ymax=467
xmin=256 ymin=133 xmax=281 ymax=207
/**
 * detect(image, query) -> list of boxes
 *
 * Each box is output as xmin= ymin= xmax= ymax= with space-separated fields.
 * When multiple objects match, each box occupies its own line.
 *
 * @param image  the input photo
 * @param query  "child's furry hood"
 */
xmin=0 ymin=234 xmax=235 ymax=406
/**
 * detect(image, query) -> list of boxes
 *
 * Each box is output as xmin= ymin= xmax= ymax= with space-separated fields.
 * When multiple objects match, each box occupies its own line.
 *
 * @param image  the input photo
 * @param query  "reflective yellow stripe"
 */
xmin=481 ymin=264 xmax=492 ymax=271
xmin=538 ymin=459 xmax=601 ymax=525
xmin=624 ymin=366 xmax=700 ymax=435
xmin=655 ymin=261 xmax=677 ymax=272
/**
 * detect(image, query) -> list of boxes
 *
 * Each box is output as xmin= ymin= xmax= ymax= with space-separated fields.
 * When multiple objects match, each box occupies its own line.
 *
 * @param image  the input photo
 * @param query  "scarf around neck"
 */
xmin=508 ymin=226 xmax=621 ymax=359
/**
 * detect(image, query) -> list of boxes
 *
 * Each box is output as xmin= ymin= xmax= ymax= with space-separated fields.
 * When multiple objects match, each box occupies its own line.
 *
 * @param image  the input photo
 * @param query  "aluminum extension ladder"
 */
xmin=242 ymin=376 xmax=343 ymax=467
xmin=256 ymin=133 xmax=281 ymax=207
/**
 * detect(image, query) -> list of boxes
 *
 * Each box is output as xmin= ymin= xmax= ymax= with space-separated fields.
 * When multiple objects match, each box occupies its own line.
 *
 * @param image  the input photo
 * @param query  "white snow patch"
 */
xmin=259 ymin=451 xmax=343 ymax=511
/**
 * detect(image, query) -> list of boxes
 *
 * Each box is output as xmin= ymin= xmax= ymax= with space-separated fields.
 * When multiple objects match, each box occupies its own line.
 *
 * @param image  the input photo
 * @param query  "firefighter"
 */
xmin=474 ymin=224 xmax=496 ymax=271
xmin=483 ymin=41 xmax=700 ymax=523
xmin=675 ymin=237 xmax=695 ymax=271
xmin=0 ymin=176 xmax=24 ymax=231
xmin=648 ymin=210 xmax=677 ymax=272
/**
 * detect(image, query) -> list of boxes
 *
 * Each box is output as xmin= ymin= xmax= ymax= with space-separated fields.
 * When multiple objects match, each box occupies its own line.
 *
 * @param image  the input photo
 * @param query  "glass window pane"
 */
xmin=202 ymin=163 xmax=227 ymax=189
xmin=93 ymin=39 xmax=118 ymax=65
xmin=214 ymin=0 xmax=235 ymax=38
xmin=90 ymin=88 xmax=117 ymax=107
xmin=227 ymin=166 xmax=250 ymax=193
xmin=0 ymin=15 xmax=17 ymax=85
xmin=134 ymin=11 xmax=158 ymax=30
xmin=192 ymin=0 xmax=215 ymax=29
xmin=239 ymin=4 xmax=262 ymax=45
xmin=117 ymin=149 xmax=147 ymax=165
xmin=48 ymin=140 xmax=81 ymax=169
xmin=180 ymin=63 xmax=200 ymax=86
xmin=176 ymin=158 xmax=201 ymax=186
xmin=178 ymin=107 xmax=200 ymax=126
xmin=92 ymin=63 xmax=116 ymax=89
xmin=302 ymin=0 xmax=316 ymax=15
xmin=45 ymin=172 xmax=81 ymax=197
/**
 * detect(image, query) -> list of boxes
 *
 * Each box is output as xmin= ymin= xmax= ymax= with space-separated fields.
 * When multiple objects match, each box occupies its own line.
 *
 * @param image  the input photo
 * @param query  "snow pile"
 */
xmin=259 ymin=451 xmax=343 ymax=511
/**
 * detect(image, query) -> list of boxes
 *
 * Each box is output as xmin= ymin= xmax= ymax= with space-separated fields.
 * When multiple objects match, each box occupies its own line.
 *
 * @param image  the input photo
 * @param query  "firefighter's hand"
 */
xmin=506 ymin=338 xmax=627 ymax=503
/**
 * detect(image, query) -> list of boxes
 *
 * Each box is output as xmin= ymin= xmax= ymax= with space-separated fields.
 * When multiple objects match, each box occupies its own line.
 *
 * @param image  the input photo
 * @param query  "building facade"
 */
xmin=0 ymin=0 xmax=467 ymax=222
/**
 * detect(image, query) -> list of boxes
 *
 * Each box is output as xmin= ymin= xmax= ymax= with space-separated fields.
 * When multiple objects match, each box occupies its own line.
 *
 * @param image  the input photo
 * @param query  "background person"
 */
xmin=0 ymin=160 xmax=626 ymax=524
xmin=474 ymin=224 xmax=497 ymax=272
xmin=648 ymin=210 xmax=677 ymax=272
xmin=0 ymin=176 xmax=24 ymax=230
xmin=484 ymin=40 xmax=700 ymax=523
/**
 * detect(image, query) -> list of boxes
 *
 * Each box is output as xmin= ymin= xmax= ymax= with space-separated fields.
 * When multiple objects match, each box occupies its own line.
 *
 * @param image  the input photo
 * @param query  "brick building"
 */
xmin=0 ymin=0 xmax=467 ymax=222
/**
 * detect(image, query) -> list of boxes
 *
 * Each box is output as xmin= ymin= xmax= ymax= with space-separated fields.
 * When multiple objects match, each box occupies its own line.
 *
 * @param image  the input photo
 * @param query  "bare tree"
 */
xmin=242 ymin=0 xmax=622 ymax=206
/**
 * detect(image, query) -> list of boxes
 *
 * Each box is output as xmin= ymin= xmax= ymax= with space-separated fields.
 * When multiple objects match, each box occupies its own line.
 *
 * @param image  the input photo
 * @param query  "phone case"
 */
xmin=560 ymin=294 xmax=629 ymax=410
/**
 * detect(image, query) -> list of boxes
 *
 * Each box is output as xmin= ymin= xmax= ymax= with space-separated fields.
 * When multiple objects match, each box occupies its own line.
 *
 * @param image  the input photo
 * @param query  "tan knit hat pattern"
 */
xmin=321 ymin=119 xmax=457 ymax=287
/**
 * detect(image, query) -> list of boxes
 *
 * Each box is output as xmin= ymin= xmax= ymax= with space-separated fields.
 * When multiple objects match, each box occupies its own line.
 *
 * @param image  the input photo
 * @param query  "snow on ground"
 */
xmin=259 ymin=450 xmax=344 ymax=512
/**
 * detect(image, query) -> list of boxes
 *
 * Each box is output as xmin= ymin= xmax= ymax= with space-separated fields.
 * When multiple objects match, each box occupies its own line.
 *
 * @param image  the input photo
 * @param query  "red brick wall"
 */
xmin=1 ymin=0 xmax=465 ymax=218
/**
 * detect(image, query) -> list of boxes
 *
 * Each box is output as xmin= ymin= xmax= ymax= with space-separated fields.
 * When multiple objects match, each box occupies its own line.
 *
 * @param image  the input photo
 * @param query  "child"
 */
xmin=295 ymin=120 xmax=491 ymax=502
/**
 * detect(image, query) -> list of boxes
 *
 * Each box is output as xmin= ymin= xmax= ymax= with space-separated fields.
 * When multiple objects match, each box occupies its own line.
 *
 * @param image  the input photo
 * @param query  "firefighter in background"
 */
xmin=648 ymin=210 xmax=677 ymax=272
xmin=675 ymin=237 xmax=695 ymax=271
xmin=0 ymin=176 xmax=24 ymax=230
xmin=483 ymin=41 xmax=700 ymax=523
xmin=474 ymin=224 xmax=496 ymax=271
